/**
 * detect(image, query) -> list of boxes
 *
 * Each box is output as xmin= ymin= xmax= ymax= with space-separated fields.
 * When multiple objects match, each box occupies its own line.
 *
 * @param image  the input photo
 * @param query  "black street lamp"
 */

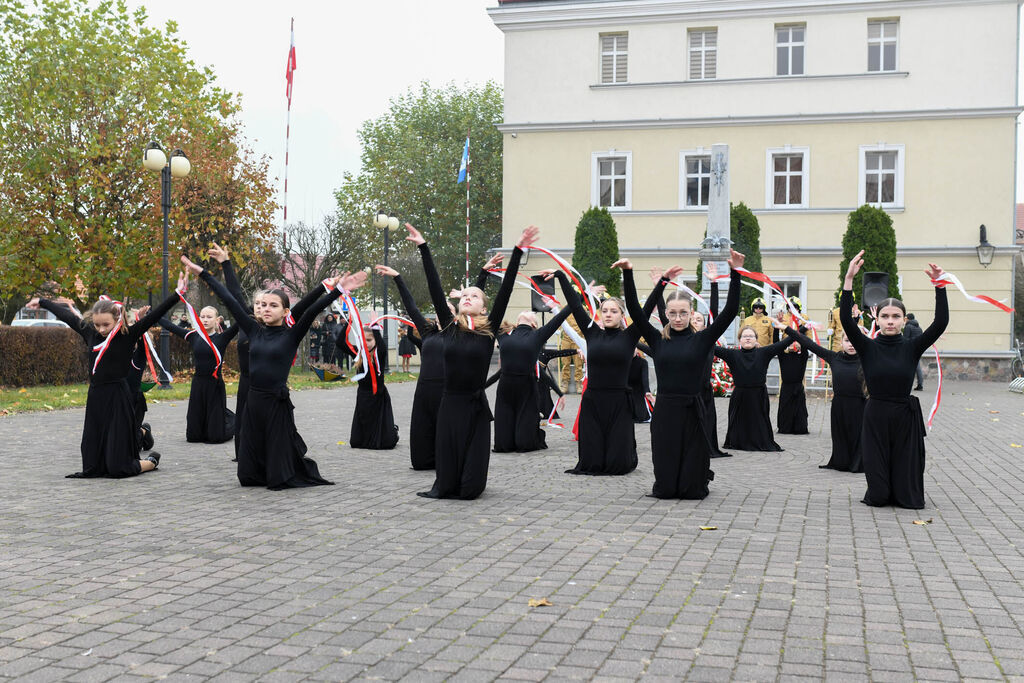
xmin=373 ymin=212 xmax=400 ymax=373
xmin=143 ymin=142 xmax=191 ymax=387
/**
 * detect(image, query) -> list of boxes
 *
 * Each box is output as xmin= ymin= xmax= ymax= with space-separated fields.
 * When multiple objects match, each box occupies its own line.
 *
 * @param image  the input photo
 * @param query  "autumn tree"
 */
xmin=0 ymin=0 xmax=277 ymax=313
xmin=334 ymin=81 xmax=503 ymax=309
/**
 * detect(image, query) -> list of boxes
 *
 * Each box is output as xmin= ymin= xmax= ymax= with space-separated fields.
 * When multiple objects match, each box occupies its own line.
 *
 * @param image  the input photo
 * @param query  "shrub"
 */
xmin=836 ymin=205 xmax=900 ymax=305
xmin=572 ymin=207 xmax=621 ymax=296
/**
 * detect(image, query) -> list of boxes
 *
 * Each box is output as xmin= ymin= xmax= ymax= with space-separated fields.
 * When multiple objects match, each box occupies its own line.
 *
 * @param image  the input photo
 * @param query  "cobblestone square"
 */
xmin=1 ymin=380 xmax=1022 ymax=681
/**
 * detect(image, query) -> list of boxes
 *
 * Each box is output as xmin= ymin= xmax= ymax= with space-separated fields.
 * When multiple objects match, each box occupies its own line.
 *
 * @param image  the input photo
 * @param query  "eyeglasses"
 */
xmin=666 ymin=311 xmax=690 ymax=319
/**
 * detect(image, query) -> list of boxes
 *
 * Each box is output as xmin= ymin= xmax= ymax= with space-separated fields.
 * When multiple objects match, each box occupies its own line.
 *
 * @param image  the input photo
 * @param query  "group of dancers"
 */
xmin=30 ymin=219 xmax=948 ymax=508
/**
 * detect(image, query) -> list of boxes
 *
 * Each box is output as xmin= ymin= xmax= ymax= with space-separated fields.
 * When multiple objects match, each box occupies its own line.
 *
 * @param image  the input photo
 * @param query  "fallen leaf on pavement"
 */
xmin=1011 ymin=444 xmax=1022 ymax=448
xmin=912 ymin=519 xmax=933 ymax=526
xmin=699 ymin=526 xmax=718 ymax=531
xmin=528 ymin=598 xmax=552 ymax=607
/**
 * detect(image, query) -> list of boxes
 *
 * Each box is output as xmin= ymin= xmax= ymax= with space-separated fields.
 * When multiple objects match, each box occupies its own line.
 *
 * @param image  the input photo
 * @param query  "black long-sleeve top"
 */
xmin=776 ymin=327 xmax=809 ymax=385
xmin=784 ymin=327 xmax=864 ymax=398
xmin=423 ymin=244 xmax=522 ymax=393
xmin=199 ymin=270 xmax=341 ymax=390
xmin=496 ymin=308 xmax=573 ymax=377
xmin=221 ymin=259 xmax=325 ymax=377
xmin=714 ymin=337 xmax=795 ymax=388
xmin=40 ymin=294 xmax=179 ymax=384
xmin=840 ymin=287 xmax=948 ymax=399
xmin=159 ymin=318 xmax=239 ymax=376
xmin=392 ymin=269 xmax=445 ymax=382
xmin=552 ymin=270 xmax=643 ymax=391
xmin=627 ymin=270 xmax=741 ymax=395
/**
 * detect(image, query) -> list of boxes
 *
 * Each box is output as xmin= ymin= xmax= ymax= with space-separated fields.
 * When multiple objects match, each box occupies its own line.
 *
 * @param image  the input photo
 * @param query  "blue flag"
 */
xmin=457 ymin=136 xmax=469 ymax=184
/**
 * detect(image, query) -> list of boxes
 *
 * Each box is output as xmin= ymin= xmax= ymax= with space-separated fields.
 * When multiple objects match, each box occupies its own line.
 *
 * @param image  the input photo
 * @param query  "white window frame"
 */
xmin=776 ymin=24 xmax=805 ymax=76
xmin=600 ymin=32 xmax=628 ymax=84
xmin=867 ymin=19 xmax=898 ymax=72
xmin=591 ymin=150 xmax=632 ymax=211
xmin=763 ymin=276 xmax=807 ymax=315
xmin=858 ymin=143 xmax=905 ymax=208
xmin=764 ymin=146 xmax=810 ymax=209
xmin=678 ymin=148 xmax=712 ymax=210
xmin=688 ymin=28 xmax=718 ymax=80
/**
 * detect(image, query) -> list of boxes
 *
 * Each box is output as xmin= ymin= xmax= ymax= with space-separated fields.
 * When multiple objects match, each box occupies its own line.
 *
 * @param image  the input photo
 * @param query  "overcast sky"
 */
xmin=124 ymin=1 xmax=1024 ymax=237
xmin=123 ymin=0 xmax=505 ymax=227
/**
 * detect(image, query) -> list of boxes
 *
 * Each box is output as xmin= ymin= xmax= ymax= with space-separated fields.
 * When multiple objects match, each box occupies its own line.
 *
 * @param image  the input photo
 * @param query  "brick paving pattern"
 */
xmin=1 ymin=380 xmax=1022 ymax=681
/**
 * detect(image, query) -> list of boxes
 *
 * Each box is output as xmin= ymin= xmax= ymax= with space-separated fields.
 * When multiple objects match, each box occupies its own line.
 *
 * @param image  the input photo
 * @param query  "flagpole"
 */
xmin=284 ymin=17 xmax=295 ymax=225
xmin=465 ymin=128 xmax=471 ymax=288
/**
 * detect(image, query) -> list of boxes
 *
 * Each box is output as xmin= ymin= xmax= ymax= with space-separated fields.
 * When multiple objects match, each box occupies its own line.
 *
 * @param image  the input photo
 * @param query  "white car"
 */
xmin=10 ymin=318 xmax=69 ymax=328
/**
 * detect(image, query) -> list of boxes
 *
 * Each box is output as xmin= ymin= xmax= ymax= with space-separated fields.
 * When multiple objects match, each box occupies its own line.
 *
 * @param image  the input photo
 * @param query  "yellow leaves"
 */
xmin=43 ymin=404 xmax=54 ymax=411
xmin=1011 ymin=444 xmax=1022 ymax=449
xmin=965 ymin=408 xmax=974 ymax=412
xmin=912 ymin=519 xmax=933 ymax=526
xmin=699 ymin=526 xmax=718 ymax=531
xmin=18 ymin=388 xmax=27 ymax=393
xmin=989 ymin=410 xmax=1000 ymax=414
xmin=527 ymin=598 xmax=552 ymax=608
xmin=336 ymin=441 xmax=345 ymax=446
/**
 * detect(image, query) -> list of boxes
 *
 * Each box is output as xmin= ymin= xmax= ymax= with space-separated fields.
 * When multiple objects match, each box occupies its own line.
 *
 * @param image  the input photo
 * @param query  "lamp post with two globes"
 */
xmin=373 ymin=212 xmax=400 ymax=372
xmin=143 ymin=142 xmax=191 ymax=386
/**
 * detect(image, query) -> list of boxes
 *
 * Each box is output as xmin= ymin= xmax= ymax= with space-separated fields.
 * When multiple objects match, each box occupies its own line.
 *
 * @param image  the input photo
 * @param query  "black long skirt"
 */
xmin=350 ymin=384 xmax=399 ymax=450
xmin=233 ymin=373 xmax=250 ymax=460
xmin=860 ymin=396 xmax=926 ymax=509
xmin=409 ymin=379 xmax=443 ymax=470
xmin=76 ymin=379 xmax=142 ymax=478
xmin=421 ymin=389 xmax=493 ymax=499
xmin=568 ymin=388 xmax=637 ymax=475
xmin=777 ymin=382 xmax=809 ymax=434
xmin=630 ymin=388 xmax=652 ymax=423
xmin=724 ymin=385 xmax=783 ymax=452
xmin=700 ymin=386 xmax=730 ymax=458
xmin=537 ymin=369 xmax=559 ymax=419
xmin=186 ymin=374 xmax=235 ymax=444
xmin=237 ymin=386 xmax=333 ymax=490
xmin=650 ymin=393 xmax=715 ymax=499
xmin=820 ymin=394 xmax=865 ymax=472
xmin=493 ymin=374 xmax=546 ymax=452
xmin=132 ymin=390 xmax=147 ymax=432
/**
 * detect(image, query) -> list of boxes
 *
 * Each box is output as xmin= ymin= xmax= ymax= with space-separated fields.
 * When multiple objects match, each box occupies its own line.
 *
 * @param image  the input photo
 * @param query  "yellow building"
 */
xmin=488 ymin=0 xmax=1022 ymax=372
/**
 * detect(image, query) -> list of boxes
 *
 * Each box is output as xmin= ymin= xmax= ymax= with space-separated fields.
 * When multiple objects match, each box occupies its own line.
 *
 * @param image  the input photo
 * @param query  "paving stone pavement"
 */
xmin=1 ymin=379 xmax=1023 ymax=682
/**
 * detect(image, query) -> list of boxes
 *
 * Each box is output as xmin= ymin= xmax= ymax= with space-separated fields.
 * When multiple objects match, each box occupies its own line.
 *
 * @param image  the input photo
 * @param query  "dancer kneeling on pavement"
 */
xmin=340 ymin=317 xmax=399 ymax=450
xmin=28 ymin=281 xmax=184 ymax=477
xmin=183 ymin=254 xmax=367 ymax=489
xmin=623 ymin=251 xmax=743 ymax=499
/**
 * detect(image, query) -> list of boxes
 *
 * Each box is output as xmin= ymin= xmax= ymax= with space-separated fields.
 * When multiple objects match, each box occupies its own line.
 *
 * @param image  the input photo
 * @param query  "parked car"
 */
xmin=10 ymin=318 xmax=69 ymax=328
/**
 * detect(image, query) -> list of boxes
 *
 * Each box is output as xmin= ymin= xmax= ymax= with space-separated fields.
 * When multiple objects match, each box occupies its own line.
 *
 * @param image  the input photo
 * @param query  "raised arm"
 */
xmin=916 ymin=264 xmax=950 ymax=353
xmin=158 ymin=318 xmax=190 ymax=339
xmin=418 ymin=242 xmax=453 ymax=329
xmin=539 ymin=348 xmax=578 ymax=363
xmin=390 ymin=272 xmax=430 ymax=337
xmin=618 ymin=264 xmax=656 ymax=345
xmin=290 ymin=282 xmax=329 ymax=322
xmin=761 ymin=337 xmax=797 ymax=358
xmin=195 ymin=268 xmax=257 ymax=335
xmin=707 ymin=253 xmax=744 ymax=340
xmin=292 ymin=289 xmax=343 ymax=339
xmin=640 ymin=276 xmax=669 ymax=327
xmin=488 ymin=246 xmax=524 ymax=328
xmin=840 ymin=250 xmax=870 ymax=355
xmin=551 ymin=271 xmax=591 ymax=332
xmin=220 ymin=322 xmax=241 ymax=344
xmin=534 ymin=306 xmax=573 ymax=344
xmin=784 ymin=326 xmax=835 ymax=363
xmin=37 ymin=299 xmax=88 ymax=340
xmin=130 ymin=290 xmax=182 ymax=340
xmin=219 ymin=258 xmax=249 ymax=310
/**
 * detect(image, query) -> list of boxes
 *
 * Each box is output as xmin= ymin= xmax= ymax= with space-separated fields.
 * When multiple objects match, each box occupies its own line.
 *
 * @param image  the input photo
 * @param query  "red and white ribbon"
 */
xmin=90 ymin=295 xmax=126 ymax=375
xmin=134 ymin=310 xmax=171 ymax=383
xmin=487 ymin=268 xmax=562 ymax=311
xmin=546 ymin=396 xmax=565 ymax=429
xmin=176 ymin=289 xmax=222 ymax=377
xmin=927 ymin=345 xmax=943 ymax=430
xmin=931 ymin=271 xmax=1015 ymax=313
xmin=666 ymin=279 xmax=711 ymax=314
xmin=523 ymin=245 xmax=599 ymax=323
xmin=369 ymin=314 xmax=415 ymax=328
xmin=335 ymin=289 xmax=378 ymax=394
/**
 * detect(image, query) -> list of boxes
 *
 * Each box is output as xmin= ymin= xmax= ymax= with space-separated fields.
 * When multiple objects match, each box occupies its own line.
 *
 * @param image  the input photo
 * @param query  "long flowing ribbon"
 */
xmin=90 ymin=295 xmax=125 ymax=375
xmin=522 ymin=245 xmax=598 ymax=322
xmin=487 ymin=268 xmax=562 ymax=311
xmin=369 ymin=314 xmax=415 ymax=328
xmin=176 ymin=290 xmax=223 ymax=378
xmin=546 ymin=396 xmax=565 ymax=429
xmin=134 ymin=310 xmax=171 ymax=384
xmin=336 ymin=289 xmax=378 ymax=394
xmin=927 ymin=345 xmax=943 ymax=429
xmin=666 ymin=279 xmax=710 ymax=314
xmin=931 ymin=272 xmax=1015 ymax=313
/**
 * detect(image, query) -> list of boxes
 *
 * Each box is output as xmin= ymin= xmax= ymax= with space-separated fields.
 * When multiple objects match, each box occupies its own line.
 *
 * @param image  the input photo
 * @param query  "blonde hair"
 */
xmin=452 ymin=287 xmax=493 ymax=336
xmin=83 ymin=299 xmax=128 ymax=334
xmin=601 ymin=297 xmax=627 ymax=329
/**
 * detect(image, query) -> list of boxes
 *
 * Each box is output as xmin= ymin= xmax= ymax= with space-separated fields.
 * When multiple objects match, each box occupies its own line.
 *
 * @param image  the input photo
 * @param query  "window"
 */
xmin=868 ymin=20 xmax=898 ymax=72
xmin=689 ymin=29 xmax=717 ymax=80
xmin=859 ymin=143 xmax=904 ymax=207
xmin=768 ymin=278 xmax=806 ymax=314
xmin=765 ymin=147 xmax=809 ymax=208
xmin=600 ymin=32 xmax=628 ymax=84
xmin=681 ymin=153 xmax=711 ymax=208
xmin=776 ymin=24 xmax=805 ymax=76
xmin=591 ymin=151 xmax=631 ymax=210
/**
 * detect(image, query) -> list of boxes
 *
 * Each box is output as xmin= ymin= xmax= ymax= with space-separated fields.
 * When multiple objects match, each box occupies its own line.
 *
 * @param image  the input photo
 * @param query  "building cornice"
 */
xmin=495 ymin=245 xmax=1022 ymax=257
xmin=489 ymin=0 xmax=1017 ymax=32
xmin=591 ymin=71 xmax=909 ymax=90
xmin=497 ymin=106 xmax=1024 ymax=133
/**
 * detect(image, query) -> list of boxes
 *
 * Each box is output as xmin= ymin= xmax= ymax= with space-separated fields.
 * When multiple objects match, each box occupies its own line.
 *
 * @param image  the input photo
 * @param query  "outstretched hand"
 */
xmin=340 ymin=270 xmax=369 ymax=291
xmin=404 ymin=223 xmax=425 ymax=246
xmin=663 ymin=265 xmax=683 ymax=282
xmin=176 ymin=270 xmax=189 ymax=292
xmin=375 ymin=264 xmax=399 ymax=278
xmin=649 ymin=266 xmax=663 ymax=284
xmin=207 ymin=243 xmax=229 ymax=263
xmin=924 ymin=262 xmax=943 ymax=280
xmin=483 ymin=253 xmax=504 ymax=271
xmin=726 ymin=248 xmax=746 ymax=271
xmin=537 ymin=268 xmax=558 ymax=281
xmin=517 ymin=225 xmax=540 ymax=249
xmin=25 ymin=297 xmax=40 ymax=310
xmin=610 ymin=258 xmax=632 ymax=271
xmin=180 ymin=255 xmax=204 ymax=276
xmin=845 ymin=249 xmax=865 ymax=284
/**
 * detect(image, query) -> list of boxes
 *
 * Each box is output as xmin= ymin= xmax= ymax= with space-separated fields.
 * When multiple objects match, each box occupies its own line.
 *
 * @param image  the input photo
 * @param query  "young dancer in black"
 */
xmin=775 ymin=320 xmax=810 ymax=435
xmin=127 ymin=322 xmax=158 ymax=452
xmin=840 ymin=250 xmax=948 ymax=508
xmin=159 ymin=305 xmax=238 ymax=444
xmin=28 ymin=282 xmax=183 ymax=477
xmin=783 ymin=325 xmax=866 ymax=472
xmin=624 ymin=252 xmax=743 ymax=499
xmin=545 ymin=265 xmax=644 ymax=476
xmin=341 ymin=321 xmax=398 ymax=450
xmin=715 ymin=325 xmax=795 ymax=452
xmin=183 ymin=255 xmax=366 ymax=489
xmin=490 ymin=308 xmax=571 ymax=452
xmin=377 ymin=245 xmax=495 ymax=470
xmin=414 ymin=224 xmax=537 ymax=499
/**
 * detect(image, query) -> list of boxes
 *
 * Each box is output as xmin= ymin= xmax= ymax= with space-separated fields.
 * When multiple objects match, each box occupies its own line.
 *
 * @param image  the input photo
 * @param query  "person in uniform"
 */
xmin=741 ymin=297 xmax=774 ymax=348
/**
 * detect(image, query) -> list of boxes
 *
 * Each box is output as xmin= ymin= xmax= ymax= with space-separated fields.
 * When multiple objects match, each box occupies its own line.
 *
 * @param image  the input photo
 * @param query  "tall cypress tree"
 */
xmin=572 ymin=207 xmax=621 ymax=296
xmin=836 ymin=205 xmax=900 ymax=305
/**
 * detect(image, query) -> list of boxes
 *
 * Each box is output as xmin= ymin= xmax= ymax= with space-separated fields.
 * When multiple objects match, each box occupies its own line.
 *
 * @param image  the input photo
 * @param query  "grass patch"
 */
xmin=1 ymin=369 xmax=419 ymax=416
